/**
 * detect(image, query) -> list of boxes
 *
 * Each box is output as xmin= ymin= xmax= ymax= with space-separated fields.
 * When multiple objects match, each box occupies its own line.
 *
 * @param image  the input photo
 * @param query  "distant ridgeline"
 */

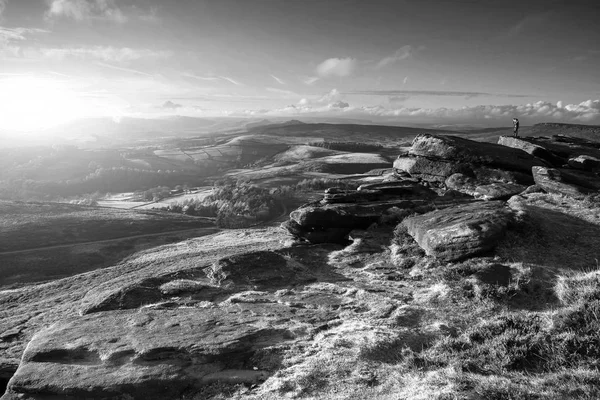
xmin=531 ymin=123 xmax=600 ymax=139
xmin=307 ymin=141 xmax=384 ymax=152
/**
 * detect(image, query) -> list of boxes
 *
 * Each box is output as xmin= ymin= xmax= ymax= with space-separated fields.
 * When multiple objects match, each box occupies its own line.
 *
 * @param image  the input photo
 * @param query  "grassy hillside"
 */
xmin=0 ymin=201 xmax=214 ymax=253
xmin=0 ymin=201 xmax=216 ymax=288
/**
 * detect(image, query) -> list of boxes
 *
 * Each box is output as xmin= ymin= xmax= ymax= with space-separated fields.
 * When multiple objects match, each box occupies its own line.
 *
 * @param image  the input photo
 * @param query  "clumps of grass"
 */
xmin=358 ymin=331 xmax=435 ymax=364
xmin=555 ymin=269 xmax=600 ymax=305
xmin=390 ymin=223 xmax=425 ymax=269
xmin=413 ymin=268 xmax=600 ymax=378
xmin=582 ymin=193 xmax=600 ymax=208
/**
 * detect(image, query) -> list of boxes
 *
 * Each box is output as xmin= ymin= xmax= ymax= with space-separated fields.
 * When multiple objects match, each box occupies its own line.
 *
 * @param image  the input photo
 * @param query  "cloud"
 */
xmin=0 ymin=27 xmax=49 ymax=43
xmin=266 ymin=87 xmax=298 ymax=97
xmin=270 ymin=74 xmax=285 ymax=85
xmin=162 ymin=100 xmax=182 ymax=109
xmin=316 ymin=57 xmax=356 ymax=77
xmin=302 ymin=76 xmax=319 ymax=85
xmin=282 ymin=89 xmax=349 ymax=112
xmin=40 ymin=46 xmax=171 ymax=62
xmin=183 ymin=73 xmax=221 ymax=82
xmin=377 ymin=45 xmax=413 ymax=68
xmin=238 ymin=99 xmax=600 ymax=125
xmin=388 ymin=95 xmax=409 ymax=105
xmin=318 ymin=88 xmax=343 ymax=103
xmin=359 ymin=100 xmax=600 ymax=123
xmin=46 ymin=0 xmax=127 ymax=23
xmin=330 ymin=100 xmax=349 ymax=109
xmin=218 ymin=76 xmax=242 ymax=85
xmin=0 ymin=0 xmax=7 ymax=17
xmin=95 ymin=61 xmax=154 ymax=77
xmin=508 ymin=11 xmax=553 ymax=37
xmin=345 ymin=90 xmax=532 ymax=98
xmin=45 ymin=0 xmax=159 ymax=23
xmin=182 ymin=73 xmax=242 ymax=85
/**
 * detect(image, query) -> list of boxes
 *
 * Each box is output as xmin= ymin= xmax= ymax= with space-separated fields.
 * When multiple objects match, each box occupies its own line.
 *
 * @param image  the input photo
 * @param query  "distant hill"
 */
xmin=248 ymin=122 xmax=457 ymax=145
xmin=0 ymin=200 xmax=217 ymax=288
xmin=531 ymin=123 xmax=600 ymax=140
xmin=0 ymin=201 xmax=213 ymax=254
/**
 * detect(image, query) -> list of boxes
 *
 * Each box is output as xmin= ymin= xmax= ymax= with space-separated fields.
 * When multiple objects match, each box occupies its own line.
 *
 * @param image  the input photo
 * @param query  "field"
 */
xmin=0 ymin=228 xmax=218 ymax=288
xmin=0 ymin=201 xmax=214 ymax=253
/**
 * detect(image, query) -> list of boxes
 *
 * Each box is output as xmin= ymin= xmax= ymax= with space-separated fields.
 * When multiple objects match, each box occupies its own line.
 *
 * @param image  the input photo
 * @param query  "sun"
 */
xmin=0 ymin=76 xmax=90 ymax=132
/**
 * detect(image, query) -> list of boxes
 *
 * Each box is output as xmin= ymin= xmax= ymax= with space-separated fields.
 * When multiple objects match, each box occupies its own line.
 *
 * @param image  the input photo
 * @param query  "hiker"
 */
xmin=513 ymin=118 xmax=520 ymax=137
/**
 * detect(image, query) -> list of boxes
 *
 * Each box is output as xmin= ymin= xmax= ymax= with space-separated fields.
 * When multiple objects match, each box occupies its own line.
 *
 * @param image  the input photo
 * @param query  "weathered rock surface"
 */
xmin=568 ymin=155 xmax=600 ymax=171
xmin=394 ymin=134 xmax=545 ymax=186
xmin=357 ymin=181 xmax=438 ymax=198
xmin=3 ymin=305 xmax=332 ymax=400
xmin=499 ymin=135 xmax=600 ymax=168
xmin=498 ymin=136 xmax=565 ymax=166
xmin=291 ymin=199 xmax=433 ymax=230
xmin=80 ymin=251 xmax=317 ymax=315
xmin=445 ymin=173 xmax=526 ymax=200
xmin=209 ymin=251 xmax=317 ymax=289
xmin=402 ymin=201 xmax=513 ymax=261
xmin=532 ymin=166 xmax=600 ymax=199
xmin=322 ymin=188 xmax=383 ymax=204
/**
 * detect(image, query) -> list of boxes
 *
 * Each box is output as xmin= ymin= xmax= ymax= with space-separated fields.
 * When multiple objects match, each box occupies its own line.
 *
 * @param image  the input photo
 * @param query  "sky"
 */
xmin=1 ymin=0 xmax=600 ymax=131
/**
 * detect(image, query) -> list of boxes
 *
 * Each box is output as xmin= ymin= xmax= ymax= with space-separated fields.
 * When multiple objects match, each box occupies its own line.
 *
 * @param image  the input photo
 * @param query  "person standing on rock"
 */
xmin=513 ymin=118 xmax=520 ymax=137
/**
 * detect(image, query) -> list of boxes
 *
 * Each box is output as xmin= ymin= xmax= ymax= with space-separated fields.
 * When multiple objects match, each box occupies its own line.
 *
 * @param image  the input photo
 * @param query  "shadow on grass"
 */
xmin=0 ymin=231 xmax=211 ymax=289
xmin=498 ymin=205 xmax=600 ymax=273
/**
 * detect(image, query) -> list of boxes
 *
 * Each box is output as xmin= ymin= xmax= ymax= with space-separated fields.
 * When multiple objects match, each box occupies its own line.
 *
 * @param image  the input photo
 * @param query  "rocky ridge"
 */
xmin=2 ymin=132 xmax=600 ymax=399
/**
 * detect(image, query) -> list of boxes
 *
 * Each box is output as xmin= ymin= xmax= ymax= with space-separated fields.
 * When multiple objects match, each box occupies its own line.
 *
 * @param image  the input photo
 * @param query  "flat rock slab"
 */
xmin=445 ymin=173 xmax=526 ymax=200
xmin=402 ymin=201 xmax=513 ymax=261
xmin=499 ymin=135 xmax=600 ymax=167
xmin=409 ymin=134 xmax=545 ymax=174
xmin=532 ymin=166 xmax=600 ymax=199
xmin=3 ymin=305 xmax=332 ymax=400
xmin=209 ymin=251 xmax=316 ymax=289
xmin=80 ymin=251 xmax=317 ymax=315
xmin=498 ymin=136 xmax=564 ymax=166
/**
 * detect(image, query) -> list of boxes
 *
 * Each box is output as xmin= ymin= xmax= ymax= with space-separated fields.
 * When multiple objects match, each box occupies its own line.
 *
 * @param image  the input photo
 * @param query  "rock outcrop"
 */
xmin=402 ymin=201 xmax=513 ymax=261
xmin=394 ymin=134 xmax=545 ymax=185
xmin=283 ymin=180 xmax=443 ymax=244
xmin=568 ymin=155 xmax=600 ymax=172
xmin=532 ymin=166 xmax=600 ymax=199
xmin=498 ymin=135 xmax=600 ymax=168
xmin=497 ymin=136 xmax=565 ymax=166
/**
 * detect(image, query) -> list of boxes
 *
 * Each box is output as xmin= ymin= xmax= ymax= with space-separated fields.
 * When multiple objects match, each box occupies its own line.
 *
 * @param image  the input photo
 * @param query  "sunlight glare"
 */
xmin=0 ymin=77 xmax=89 ymax=132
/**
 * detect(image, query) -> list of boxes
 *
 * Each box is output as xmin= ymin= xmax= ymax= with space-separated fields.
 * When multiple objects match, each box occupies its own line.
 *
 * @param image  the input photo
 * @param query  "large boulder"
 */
xmin=394 ymin=134 xmax=545 ymax=185
xmin=409 ymin=134 xmax=545 ymax=173
xmin=532 ymin=166 xmax=600 ymax=199
xmin=285 ymin=199 xmax=435 ymax=244
xmin=2 ymin=305 xmax=333 ymax=400
xmin=290 ymin=200 xmax=429 ymax=230
xmin=402 ymin=201 xmax=513 ymax=261
xmin=498 ymin=136 xmax=565 ymax=166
